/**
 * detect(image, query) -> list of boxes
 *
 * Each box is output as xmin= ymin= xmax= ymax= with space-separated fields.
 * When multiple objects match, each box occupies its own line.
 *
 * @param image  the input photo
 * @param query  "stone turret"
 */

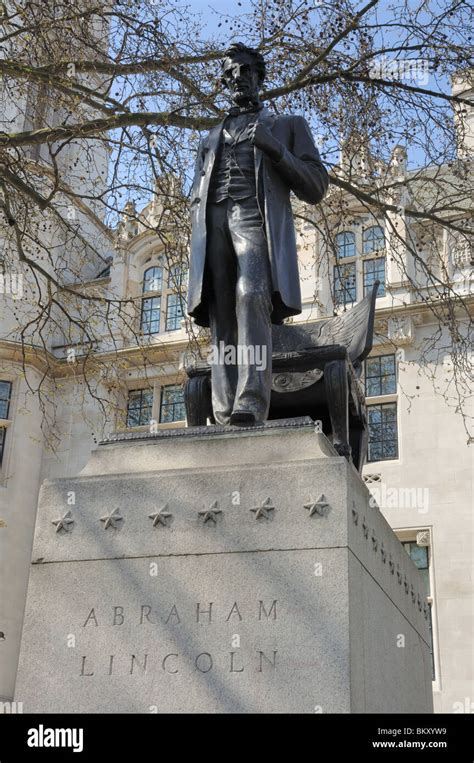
xmin=451 ymin=69 xmax=474 ymax=158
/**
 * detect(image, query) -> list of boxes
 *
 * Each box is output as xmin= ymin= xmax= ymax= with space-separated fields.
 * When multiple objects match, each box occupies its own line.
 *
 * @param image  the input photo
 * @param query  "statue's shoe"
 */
xmin=229 ymin=410 xmax=258 ymax=425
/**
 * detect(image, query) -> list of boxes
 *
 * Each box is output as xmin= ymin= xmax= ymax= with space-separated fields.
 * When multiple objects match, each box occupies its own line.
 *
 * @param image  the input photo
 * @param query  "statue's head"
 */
xmin=221 ymin=42 xmax=266 ymax=106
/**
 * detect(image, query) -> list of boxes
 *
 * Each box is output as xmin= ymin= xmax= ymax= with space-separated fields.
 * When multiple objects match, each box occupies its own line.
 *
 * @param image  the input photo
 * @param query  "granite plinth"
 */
xmin=15 ymin=419 xmax=433 ymax=713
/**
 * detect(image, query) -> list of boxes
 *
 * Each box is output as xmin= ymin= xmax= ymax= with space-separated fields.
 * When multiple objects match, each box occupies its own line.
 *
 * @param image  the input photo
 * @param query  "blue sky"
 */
xmin=172 ymin=0 xmax=457 ymax=172
xmin=107 ymin=0 xmax=464 ymax=215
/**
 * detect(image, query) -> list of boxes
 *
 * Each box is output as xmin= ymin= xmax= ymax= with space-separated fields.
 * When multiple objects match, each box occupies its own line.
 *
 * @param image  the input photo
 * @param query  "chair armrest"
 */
xmin=185 ymin=344 xmax=349 ymax=377
xmin=272 ymin=344 xmax=347 ymax=372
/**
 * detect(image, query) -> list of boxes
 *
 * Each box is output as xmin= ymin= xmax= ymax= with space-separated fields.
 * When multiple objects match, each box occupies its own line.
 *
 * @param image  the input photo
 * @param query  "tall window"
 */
xmin=364 ymin=257 xmax=386 ymax=296
xmin=141 ymin=266 xmax=162 ymax=335
xmin=166 ymin=264 xmax=187 ymax=330
xmin=332 ymin=223 xmax=387 ymax=307
xmin=367 ymin=403 xmax=398 ymax=461
xmin=167 ymin=263 xmax=188 ymax=290
xmin=336 ymin=231 xmax=356 ymax=259
xmin=365 ymin=355 xmax=397 ymax=397
xmin=160 ymin=385 xmax=186 ymax=423
xmin=140 ymin=261 xmax=187 ymax=335
xmin=126 ymin=389 xmax=154 ymax=427
xmin=363 ymin=225 xmax=385 ymax=254
xmin=166 ymin=294 xmax=184 ymax=331
xmin=334 ymin=262 xmax=357 ymax=306
xmin=0 ymin=381 xmax=12 ymax=419
xmin=0 ymin=381 xmax=12 ymax=466
xmin=402 ymin=539 xmax=436 ymax=679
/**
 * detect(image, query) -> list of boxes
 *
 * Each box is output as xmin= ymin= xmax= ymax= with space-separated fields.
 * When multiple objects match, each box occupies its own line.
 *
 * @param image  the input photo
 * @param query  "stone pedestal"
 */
xmin=15 ymin=418 xmax=433 ymax=713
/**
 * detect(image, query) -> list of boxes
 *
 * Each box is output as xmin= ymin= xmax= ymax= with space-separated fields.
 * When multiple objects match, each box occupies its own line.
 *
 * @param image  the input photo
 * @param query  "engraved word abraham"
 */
xmin=79 ymin=600 xmax=279 ymax=677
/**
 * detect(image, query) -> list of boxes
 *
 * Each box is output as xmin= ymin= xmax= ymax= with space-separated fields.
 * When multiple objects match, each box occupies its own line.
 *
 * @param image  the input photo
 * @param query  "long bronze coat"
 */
xmin=187 ymin=108 xmax=329 ymax=327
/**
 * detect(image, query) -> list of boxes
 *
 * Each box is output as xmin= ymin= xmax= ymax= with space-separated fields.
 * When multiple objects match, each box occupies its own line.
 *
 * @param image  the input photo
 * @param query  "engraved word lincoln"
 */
xmin=187 ymin=43 xmax=329 ymax=425
xmin=78 ymin=600 xmax=279 ymax=677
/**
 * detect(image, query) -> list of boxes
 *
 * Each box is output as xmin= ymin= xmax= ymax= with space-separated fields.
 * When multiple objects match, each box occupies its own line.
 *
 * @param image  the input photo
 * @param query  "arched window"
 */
xmin=143 ymin=266 xmax=162 ymax=293
xmin=141 ymin=265 xmax=163 ymax=334
xmin=363 ymin=225 xmax=385 ymax=254
xmin=336 ymin=231 xmax=356 ymax=259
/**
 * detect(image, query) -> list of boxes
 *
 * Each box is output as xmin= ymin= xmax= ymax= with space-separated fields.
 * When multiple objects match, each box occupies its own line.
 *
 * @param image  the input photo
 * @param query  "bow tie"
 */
xmin=227 ymin=103 xmax=263 ymax=117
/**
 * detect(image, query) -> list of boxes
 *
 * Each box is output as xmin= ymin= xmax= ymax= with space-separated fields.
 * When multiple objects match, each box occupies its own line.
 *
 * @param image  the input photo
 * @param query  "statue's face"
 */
xmin=222 ymin=51 xmax=261 ymax=106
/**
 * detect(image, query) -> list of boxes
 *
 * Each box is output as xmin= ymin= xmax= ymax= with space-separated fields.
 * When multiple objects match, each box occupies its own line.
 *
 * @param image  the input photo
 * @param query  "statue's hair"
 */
xmin=222 ymin=42 xmax=266 ymax=84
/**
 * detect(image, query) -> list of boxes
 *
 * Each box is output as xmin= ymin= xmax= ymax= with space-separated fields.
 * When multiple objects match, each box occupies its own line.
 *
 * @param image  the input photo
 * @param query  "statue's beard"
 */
xmin=232 ymin=88 xmax=259 ymax=107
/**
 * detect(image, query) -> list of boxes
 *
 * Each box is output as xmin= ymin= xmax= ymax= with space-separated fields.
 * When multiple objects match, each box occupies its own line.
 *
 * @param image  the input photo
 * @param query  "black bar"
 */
xmin=0 ymin=713 xmax=472 ymax=760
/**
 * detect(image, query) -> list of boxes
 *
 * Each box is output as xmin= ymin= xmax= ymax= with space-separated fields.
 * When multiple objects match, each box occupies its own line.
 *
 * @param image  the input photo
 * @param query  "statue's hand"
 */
xmin=247 ymin=122 xmax=283 ymax=161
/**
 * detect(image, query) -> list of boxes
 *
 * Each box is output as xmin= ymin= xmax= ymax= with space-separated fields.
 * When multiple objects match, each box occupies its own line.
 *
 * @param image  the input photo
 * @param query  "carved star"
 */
xmin=362 ymin=517 xmax=369 ymax=539
xmin=371 ymin=531 xmax=378 ymax=551
xmin=304 ymin=494 xmax=331 ymax=517
xmin=396 ymin=565 xmax=402 ymax=584
xmin=389 ymin=555 xmax=395 ymax=574
xmin=52 ymin=510 xmax=74 ymax=533
xmin=417 ymin=594 xmax=422 ymax=611
xmin=380 ymin=543 xmax=387 ymax=563
xmin=198 ymin=501 xmax=222 ymax=524
xmin=148 ymin=504 xmax=172 ymax=528
xmin=100 ymin=508 xmax=123 ymax=530
xmin=411 ymin=585 xmax=416 ymax=603
xmin=352 ymin=504 xmax=359 ymax=525
xmin=251 ymin=497 xmax=275 ymax=520
xmin=404 ymin=575 xmax=409 ymax=594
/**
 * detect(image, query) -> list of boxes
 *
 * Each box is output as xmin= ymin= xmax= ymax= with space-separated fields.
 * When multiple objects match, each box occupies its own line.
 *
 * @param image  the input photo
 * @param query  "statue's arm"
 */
xmin=270 ymin=116 xmax=329 ymax=205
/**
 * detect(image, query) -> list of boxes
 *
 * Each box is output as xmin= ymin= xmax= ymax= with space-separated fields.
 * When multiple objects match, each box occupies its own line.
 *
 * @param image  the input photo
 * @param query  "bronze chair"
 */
xmin=184 ymin=282 xmax=379 ymax=472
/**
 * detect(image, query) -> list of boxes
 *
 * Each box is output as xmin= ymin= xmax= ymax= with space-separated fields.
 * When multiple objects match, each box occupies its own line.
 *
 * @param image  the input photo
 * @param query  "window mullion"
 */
xmin=152 ymin=381 xmax=161 ymax=422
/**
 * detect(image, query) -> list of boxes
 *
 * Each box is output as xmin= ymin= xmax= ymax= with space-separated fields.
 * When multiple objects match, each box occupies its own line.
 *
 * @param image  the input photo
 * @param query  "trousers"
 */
xmin=205 ymin=196 xmax=273 ymax=425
